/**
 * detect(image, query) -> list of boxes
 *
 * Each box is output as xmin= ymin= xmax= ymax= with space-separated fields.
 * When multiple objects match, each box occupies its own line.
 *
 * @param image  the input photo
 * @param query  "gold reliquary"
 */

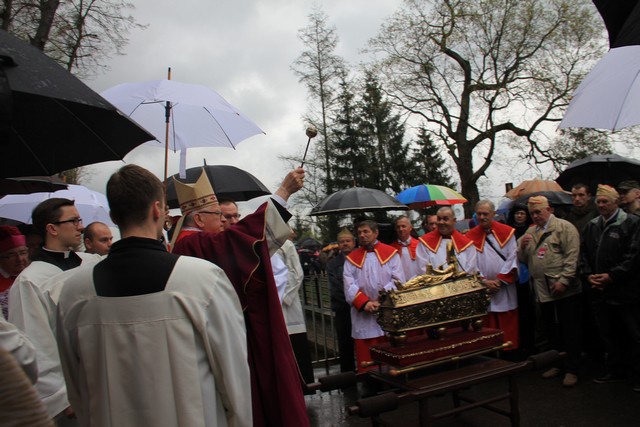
xmin=376 ymin=242 xmax=490 ymax=346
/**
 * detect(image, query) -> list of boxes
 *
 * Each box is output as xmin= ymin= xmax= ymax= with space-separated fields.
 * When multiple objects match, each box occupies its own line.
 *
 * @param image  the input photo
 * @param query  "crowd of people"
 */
xmin=327 ymin=180 xmax=640 ymax=393
xmin=1 ymin=169 xmax=640 ymax=426
xmin=0 ymin=164 xmax=311 ymax=427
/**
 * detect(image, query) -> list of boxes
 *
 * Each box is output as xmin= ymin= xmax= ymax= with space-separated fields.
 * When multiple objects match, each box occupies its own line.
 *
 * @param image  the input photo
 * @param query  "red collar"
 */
xmin=390 ymin=238 xmax=419 ymax=260
xmin=418 ymin=229 xmax=473 ymax=254
xmin=466 ymin=222 xmax=515 ymax=252
xmin=346 ymin=242 xmax=398 ymax=268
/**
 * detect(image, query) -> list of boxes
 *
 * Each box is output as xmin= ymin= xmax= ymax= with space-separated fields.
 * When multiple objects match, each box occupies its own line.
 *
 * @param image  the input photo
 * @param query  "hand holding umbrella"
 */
xmin=300 ymin=125 xmax=317 ymax=168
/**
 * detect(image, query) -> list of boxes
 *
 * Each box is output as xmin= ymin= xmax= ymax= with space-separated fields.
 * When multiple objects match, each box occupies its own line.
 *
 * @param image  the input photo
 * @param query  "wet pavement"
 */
xmin=304 ymin=358 xmax=640 ymax=426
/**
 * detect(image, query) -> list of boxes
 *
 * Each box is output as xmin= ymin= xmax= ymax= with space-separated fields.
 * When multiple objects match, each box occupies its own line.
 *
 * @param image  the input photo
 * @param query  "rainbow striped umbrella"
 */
xmin=396 ymin=184 xmax=467 ymax=209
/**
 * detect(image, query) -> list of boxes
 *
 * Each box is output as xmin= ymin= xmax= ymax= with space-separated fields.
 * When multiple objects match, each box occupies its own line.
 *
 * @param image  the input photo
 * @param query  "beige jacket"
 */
xmin=517 ymin=215 xmax=580 ymax=303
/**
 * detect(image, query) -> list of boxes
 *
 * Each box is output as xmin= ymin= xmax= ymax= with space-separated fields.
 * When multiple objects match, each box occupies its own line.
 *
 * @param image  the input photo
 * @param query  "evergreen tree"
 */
xmin=358 ymin=73 xmax=415 ymax=194
xmin=331 ymin=73 xmax=368 ymax=189
xmin=411 ymin=126 xmax=455 ymax=187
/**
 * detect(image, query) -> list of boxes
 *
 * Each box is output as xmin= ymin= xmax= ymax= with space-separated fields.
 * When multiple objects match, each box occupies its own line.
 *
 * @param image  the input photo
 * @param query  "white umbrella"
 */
xmin=559 ymin=2 xmax=640 ymax=131
xmin=559 ymin=46 xmax=640 ymax=130
xmin=100 ymin=78 xmax=265 ymax=180
xmin=0 ymin=184 xmax=114 ymax=226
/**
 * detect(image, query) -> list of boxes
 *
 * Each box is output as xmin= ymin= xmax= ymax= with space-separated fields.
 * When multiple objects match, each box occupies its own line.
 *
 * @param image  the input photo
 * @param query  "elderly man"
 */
xmin=83 ymin=221 xmax=113 ymax=255
xmin=466 ymin=200 xmax=519 ymax=351
xmin=55 ymin=165 xmax=251 ymax=427
xmin=566 ymin=183 xmax=598 ymax=234
xmin=518 ymin=195 xmax=582 ymax=387
xmin=327 ymin=228 xmax=357 ymax=373
xmin=617 ymin=180 xmax=640 ymax=215
xmin=416 ymin=206 xmax=477 ymax=275
xmin=344 ymin=220 xmax=404 ymax=373
xmin=171 ymin=168 xmax=309 ymax=427
xmin=580 ymin=185 xmax=640 ymax=392
xmin=0 ymin=226 xmax=29 ymax=319
xmin=9 ymin=198 xmax=100 ymax=422
xmin=390 ymin=215 xmax=421 ymax=279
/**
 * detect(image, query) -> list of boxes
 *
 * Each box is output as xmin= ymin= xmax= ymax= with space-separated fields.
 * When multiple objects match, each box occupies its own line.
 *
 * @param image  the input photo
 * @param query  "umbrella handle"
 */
xmin=300 ymin=137 xmax=311 ymax=168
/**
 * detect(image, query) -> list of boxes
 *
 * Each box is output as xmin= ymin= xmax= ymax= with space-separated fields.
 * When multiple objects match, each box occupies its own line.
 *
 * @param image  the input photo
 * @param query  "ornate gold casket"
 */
xmin=376 ymin=243 xmax=490 ymax=347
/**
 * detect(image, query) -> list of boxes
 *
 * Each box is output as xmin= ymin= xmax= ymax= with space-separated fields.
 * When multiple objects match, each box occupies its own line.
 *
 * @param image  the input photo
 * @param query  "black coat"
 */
xmin=580 ymin=209 xmax=640 ymax=303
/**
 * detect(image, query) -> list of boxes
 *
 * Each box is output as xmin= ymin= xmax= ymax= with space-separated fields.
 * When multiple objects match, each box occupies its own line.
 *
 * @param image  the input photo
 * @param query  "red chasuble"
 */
xmin=172 ymin=203 xmax=308 ymax=427
xmin=390 ymin=238 xmax=419 ymax=260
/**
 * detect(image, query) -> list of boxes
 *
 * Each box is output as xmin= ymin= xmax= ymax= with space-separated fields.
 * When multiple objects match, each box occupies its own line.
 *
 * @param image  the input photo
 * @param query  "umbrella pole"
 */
xmin=163 ymin=67 xmax=172 ymax=188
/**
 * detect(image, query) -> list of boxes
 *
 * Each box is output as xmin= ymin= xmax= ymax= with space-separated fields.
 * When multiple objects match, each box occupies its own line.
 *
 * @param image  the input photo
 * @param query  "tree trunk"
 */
xmin=1 ymin=0 xmax=14 ymax=31
xmin=456 ymin=145 xmax=480 ymax=219
xmin=30 ymin=0 xmax=60 ymax=51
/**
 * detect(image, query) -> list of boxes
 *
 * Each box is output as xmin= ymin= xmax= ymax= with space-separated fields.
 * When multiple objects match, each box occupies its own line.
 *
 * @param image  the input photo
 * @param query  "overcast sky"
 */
xmin=81 ymin=0 xmax=635 ymax=213
xmin=83 ymin=0 xmax=406 ymax=199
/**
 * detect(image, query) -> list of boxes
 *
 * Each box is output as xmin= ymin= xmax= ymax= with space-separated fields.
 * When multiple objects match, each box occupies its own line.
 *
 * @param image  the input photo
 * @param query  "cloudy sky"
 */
xmin=83 ymin=0 xmax=406 ymax=198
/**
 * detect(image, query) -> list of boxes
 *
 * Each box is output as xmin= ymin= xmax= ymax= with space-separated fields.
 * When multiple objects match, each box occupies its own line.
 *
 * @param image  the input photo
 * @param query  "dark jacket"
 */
xmin=580 ymin=209 xmax=640 ymax=303
xmin=327 ymin=253 xmax=348 ymax=311
xmin=566 ymin=201 xmax=598 ymax=235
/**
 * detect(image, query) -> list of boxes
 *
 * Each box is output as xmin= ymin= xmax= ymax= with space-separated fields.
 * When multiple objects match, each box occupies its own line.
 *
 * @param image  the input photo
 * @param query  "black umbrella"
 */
xmin=0 ymin=176 xmax=67 ymax=197
xmin=0 ymin=30 xmax=155 ymax=178
xmin=555 ymin=154 xmax=640 ymax=193
xmin=309 ymin=187 xmax=408 ymax=216
xmin=165 ymin=165 xmax=271 ymax=209
xmin=512 ymin=191 xmax=573 ymax=208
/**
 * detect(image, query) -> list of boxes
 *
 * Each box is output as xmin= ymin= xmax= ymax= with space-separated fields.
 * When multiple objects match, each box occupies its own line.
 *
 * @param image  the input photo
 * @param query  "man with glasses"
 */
xmin=518 ymin=195 xmax=582 ymax=387
xmin=171 ymin=168 xmax=311 ymax=426
xmin=219 ymin=197 xmax=242 ymax=229
xmin=9 ymin=198 xmax=100 ymax=424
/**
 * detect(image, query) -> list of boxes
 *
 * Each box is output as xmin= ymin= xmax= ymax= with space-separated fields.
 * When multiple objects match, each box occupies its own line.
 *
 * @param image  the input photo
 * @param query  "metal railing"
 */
xmin=300 ymin=274 xmax=340 ymax=376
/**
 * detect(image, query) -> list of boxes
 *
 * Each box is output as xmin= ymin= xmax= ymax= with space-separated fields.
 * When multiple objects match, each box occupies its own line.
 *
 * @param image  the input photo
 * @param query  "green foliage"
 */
xmin=550 ymin=128 xmax=613 ymax=171
xmin=411 ymin=126 xmax=455 ymax=188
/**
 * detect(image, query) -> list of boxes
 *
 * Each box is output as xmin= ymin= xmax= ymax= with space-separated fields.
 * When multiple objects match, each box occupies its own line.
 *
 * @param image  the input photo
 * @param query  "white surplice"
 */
xmin=476 ymin=233 xmax=518 ymax=312
xmin=55 ymin=256 xmax=251 ymax=427
xmin=8 ymin=252 xmax=99 ymax=418
xmin=343 ymin=251 xmax=404 ymax=340
xmin=415 ymin=238 xmax=478 ymax=276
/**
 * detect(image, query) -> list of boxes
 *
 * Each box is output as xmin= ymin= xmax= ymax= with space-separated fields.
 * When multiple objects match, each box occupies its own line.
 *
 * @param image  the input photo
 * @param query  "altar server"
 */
xmin=466 ymin=200 xmax=519 ymax=350
xmin=344 ymin=220 xmax=404 ymax=372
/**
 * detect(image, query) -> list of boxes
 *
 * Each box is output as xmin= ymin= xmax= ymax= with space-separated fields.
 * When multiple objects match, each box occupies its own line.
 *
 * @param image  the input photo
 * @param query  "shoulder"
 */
xmin=173 ymin=255 xmax=227 ymax=275
xmin=14 ymin=261 xmax=61 ymax=285
xmin=465 ymin=225 xmax=484 ymax=242
xmin=57 ymin=265 xmax=98 ymax=309
xmin=78 ymin=252 xmax=102 ymax=262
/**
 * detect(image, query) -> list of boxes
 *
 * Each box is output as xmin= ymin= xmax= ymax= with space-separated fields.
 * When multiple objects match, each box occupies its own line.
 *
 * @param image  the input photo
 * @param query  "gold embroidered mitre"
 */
xmin=173 ymin=169 xmax=219 ymax=216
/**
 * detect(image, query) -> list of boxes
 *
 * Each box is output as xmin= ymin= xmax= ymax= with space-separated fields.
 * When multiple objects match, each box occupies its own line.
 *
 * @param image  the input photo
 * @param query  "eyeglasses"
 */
xmin=53 ymin=218 xmax=83 ymax=226
xmin=0 ymin=249 xmax=29 ymax=260
xmin=223 ymin=213 xmax=241 ymax=220
xmin=197 ymin=210 xmax=222 ymax=217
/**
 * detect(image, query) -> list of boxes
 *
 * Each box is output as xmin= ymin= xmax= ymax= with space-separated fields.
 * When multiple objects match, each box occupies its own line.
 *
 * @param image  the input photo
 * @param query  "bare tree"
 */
xmin=292 ymin=7 xmax=344 ymax=197
xmin=2 ymin=0 xmax=144 ymax=77
xmin=368 ymin=0 xmax=605 ymax=215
